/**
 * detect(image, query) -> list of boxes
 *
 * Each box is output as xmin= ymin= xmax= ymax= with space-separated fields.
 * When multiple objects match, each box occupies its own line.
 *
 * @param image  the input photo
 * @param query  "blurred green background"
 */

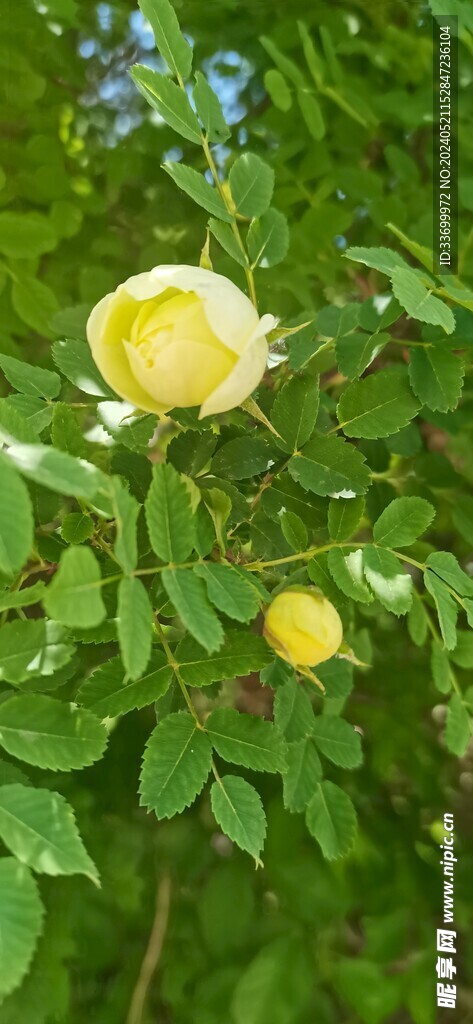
xmin=1 ymin=1 xmax=472 ymax=1021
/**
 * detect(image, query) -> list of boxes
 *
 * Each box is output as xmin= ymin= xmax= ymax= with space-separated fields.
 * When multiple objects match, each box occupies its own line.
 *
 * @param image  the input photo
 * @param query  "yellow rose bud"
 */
xmin=263 ymin=588 xmax=343 ymax=667
xmin=86 ymin=265 xmax=276 ymax=418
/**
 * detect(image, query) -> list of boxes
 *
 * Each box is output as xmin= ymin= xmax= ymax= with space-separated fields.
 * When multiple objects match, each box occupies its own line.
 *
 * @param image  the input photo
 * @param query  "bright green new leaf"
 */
xmin=61 ymin=512 xmax=94 ymax=545
xmin=138 ymin=0 xmax=193 ymax=80
xmin=140 ymin=712 xmax=212 ymax=818
xmin=306 ymin=780 xmax=357 ymax=860
xmin=145 ymin=463 xmax=195 ymax=563
xmin=206 ymin=708 xmax=288 ymax=773
xmin=131 ymin=66 xmax=200 ymax=142
xmin=373 ymin=496 xmax=435 ymax=547
xmin=117 ymin=576 xmax=153 ymax=680
xmin=210 ymin=775 xmax=266 ymax=862
xmin=163 ymin=161 xmax=233 ymax=221
xmin=336 ymin=369 xmax=420 ymax=439
xmin=43 ymin=546 xmax=106 ymax=628
xmin=289 ymin=435 xmax=371 ymax=496
xmin=229 ymin=153 xmax=274 ymax=218
xmin=0 ymin=694 xmax=107 ymax=770
xmin=0 ymin=859 xmax=44 ymax=1000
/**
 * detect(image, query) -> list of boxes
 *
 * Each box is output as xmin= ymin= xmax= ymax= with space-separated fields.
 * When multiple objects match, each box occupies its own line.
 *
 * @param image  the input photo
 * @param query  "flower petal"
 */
xmin=199 ymin=333 xmax=268 ymax=418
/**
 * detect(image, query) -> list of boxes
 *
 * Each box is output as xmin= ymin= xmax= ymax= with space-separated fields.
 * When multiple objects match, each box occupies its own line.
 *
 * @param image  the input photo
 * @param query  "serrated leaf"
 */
xmin=424 ymin=572 xmax=458 ymax=650
xmin=176 ymin=630 xmax=272 ymax=686
xmin=308 ymin=552 xmax=347 ymax=607
xmin=0 ymin=354 xmax=60 ymax=400
xmin=450 ymin=631 xmax=473 ymax=669
xmin=0 ymin=694 xmax=107 ymax=770
xmin=263 ymin=474 xmax=328 ymax=529
xmin=306 ymin=780 xmax=357 ymax=860
xmin=97 ymin=402 xmax=156 ymax=451
xmin=193 ymin=71 xmax=230 ymax=142
xmin=117 ymin=576 xmax=153 ymax=680
xmin=444 ymin=694 xmax=471 ymax=756
xmin=0 ymin=858 xmax=44 ymax=1000
xmin=344 ymin=246 xmax=409 ymax=276
xmin=140 ymin=711 xmax=212 ymax=818
xmin=163 ymin=162 xmax=233 ymax=221
xmin=391 ymin=267 xmax=455 ymax=333
xmin=431 ymin=642 xmax=451 ymax=693
xmin=270 ymin=374 xmax=319 ymax=453
xmin=282 ymin=738 xmax=322 ymax=813
xmin=138 ymin=0 xmax=192 ymax=79
xmin=145 ymin=463 xmax=195 ymax=562
xmin=61 ymin=512 xmax=94 ymax=545
xmin=131 ymin=65 xmax=200 ymax=142
xmin=0 ymin=784 xmax=98 ymax=882
xmin=335 ymin=331 xmax=390 ymax=381
xmin=52 ymin=339 xmax=115 ymax=398
xmin=0 ymin=399 xmax=40 ymax=444
xmin=206 ymin=708 xmax=288 ymax=772
xmin=327 ymin=547 xmax=373 ymax=604
xmin=273 ymin=676 xmax=315 ymax=741
xmin=280 ymin=510 xmax=308 ymax=552
xmin=247 ymin=208 xmax=289 ymax=268
xmin=336 ymin=369 xmax=420 ymax=439
xmin=110 ymin=478 xmax=139 ymax=574
xmin=363 ymin=545 xmax=413 ymax=615
xmin=311 ymin=716 xmax=362 ymax=768
xmin=208 ymin=218 xmax=248 ymax=266
xmin=229 ymin=154 xmax=274 ymax=218
xmin=212 ymin=437 xmax=272 ymax=480
xmin=43 ymin=547 xmax=106 ymax=628
xmin=50 ymin=401 xmax=87 ymax=457
xmin=408 ymin=347 xmax=464 ymax=412
xmin=193 ymin=562 xmax=260 ymax=623
xmin=328 ymin=496 xmax=364 ymax=542
xmin=407 ymin=591 xmax=428 ymax=646
xmin=0 ymin=619 xmax=74 ymax=685
xmin=452 ymin=496 xmax=473 ymax=547
xmin=6 ymin=443 xmax=108 ymax=501
xmin=297 ymin=88 xmax=325 ymax=139
xmin=166 ymin=429 xmax=217 ymax=476
xmin=4 ymin=394 xmax=53 ymax=436
xmin=316 ymin=657 xmax=354 ymax=699
xmin=162 ymin=567 xmax=223 ymax=652
xmin=211 ymin=775 xmax=266 ymax=862
xmin=0 ymin=458 xmax=34 ymax=577
xmin=76 ymin=652 xmax=172 ymax=719
xmin=289 ymin=435 xmax=371 ymax=497
xmin=373 ymin=496 xmax=435 ymax=547
xmin=426 ymin=551 xmax=473 ymax=597
xmin=0 ymin=582 xmax=45 ymax=612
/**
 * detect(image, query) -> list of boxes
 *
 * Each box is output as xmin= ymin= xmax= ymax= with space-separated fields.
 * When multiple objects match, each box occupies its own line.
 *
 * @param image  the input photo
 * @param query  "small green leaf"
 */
xmin=111 ymin=478 xmax=139 ymax=574
xmin=270 ymin=374 xmax=319 ymax=453
xmin=0 ymin=211 xmax=57 ymax=258
xmin=306 ymin=780 xmax=357 ymax=860
xmin=0 ymin=784 xmax=98 ymax=882
xmin=208 ymin=218 xmax=248 ymax=266
xmin=229 ymin=153 xmax=274 ymax=218
xmin=328 ymin=496 xmax=364 ymax=542
xmin=162 ymin=567 xmax=223 ymax=652
xmin=206 ymin=708 xmax=288 ymax=772
xmin=424 ymin=572 xmax=458 ymax=650
xmin=193 ymin=71 xmax=230 ymax=142
xmin=297 ymin=88 xmax=325 ymax=140
xmin=408 ymin=347 xmax=464 ymax=412
xmin=335 ymin=331 xmax=389 ymax=381
xmin=450 ymin=631 xmax=473 ymax=669
xmin=289 ymin=435 xmax=371 ymax=497
xmin=0 ymin=582 xmax=45 ymax=612
xmin=176 ymin=630 xmax=272 ymax=686
xmin=60 ymin=512 xmax=94 ymax=545
xmin=145 ymin=463 xmax=195 ymax=563
xmin=431 ymin=642 xmax=451 ymax=693
xmin=344 ymin=246 xmax=409 ymax=277
xmin=336 ymin=369 xmax=420 ymax=439
xmin=0 ymin=694 xmax=107 ymax=770
xmin=327 ymin=548 xmax=373 ymax=604
xmin=363 ymin=545 xmax=413 ymax=615
xmin=264 ymin=68 xmax=292 ymax=111
xmin=76 ymin=652 xmax=171 ymax=719
xmin=445 ymin=694 xmax=471 ymax=756
xmin=373 ymin=496 xmax=435 ymax=547
xmin=193 ymin=562 xmax=260 ymax=623
xmin=0 ymin=858 xmax=44 ymax=1000
xmin=391 ymin=267 xmax=455 ymax=333
xmin=247 ymin=208 xmax=289 ymax=268
xmin=97 ymin=402 xmax=156 ymax=452
xmin=43 ymin=547 xmax=106 ymax=629
xmin=117 ymin=576 xmax=153 ymax=680
xmin=52 ymin=339 xmax=115 ymax=398
xmin=138 ymin=0 xmax=193 ymax=80
xmin=131 ymin=65 xmax=200 ymax=142
xmin=0 ymin=458 xmax=34 ymax=577
xmin=7 ymin=443 xmax=108 ymax=501
xmin=140 ymin=711 xmax=212 ymax=818
xmin=280 ymin=510 xmax=308 ymax=552
xmin=212 ymin=437 xmax=272 ymax=480
xmin=260 ymin=35 xmax=306 ymax=88
xmin=163 ymin=161 xmax=233 ymax=221
xmin=0 ymin=619 xmax=74 ymax=685
xmin=211 ymin=775 xmax=266 ymax=862
xmin=407 ymin=591 xmax=428 ymax=646
xmin=426 ymin=552 xmax=473 ymax=598
xmin=273 ymin=676 xmax=315 ymax=741
xmin=0 ymin=399 xmax=40 ymax=444
xmin=0 ymin=354 xmax=60 ymax=400
xmin=311 ymin=716 xmax=362 ymax=768
xmin=283 ymin=738 xmax=322 ymax=813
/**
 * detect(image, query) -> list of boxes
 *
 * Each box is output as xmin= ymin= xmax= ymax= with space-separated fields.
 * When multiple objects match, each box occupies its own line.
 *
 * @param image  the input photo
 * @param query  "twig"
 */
xmin=126 ymin=873 xmax=172 ymax=1024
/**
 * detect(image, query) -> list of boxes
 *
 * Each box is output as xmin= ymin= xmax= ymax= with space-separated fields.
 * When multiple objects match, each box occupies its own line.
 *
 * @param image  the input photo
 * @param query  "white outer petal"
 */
xmin=199 ymin=334 xmax=268 ymax=418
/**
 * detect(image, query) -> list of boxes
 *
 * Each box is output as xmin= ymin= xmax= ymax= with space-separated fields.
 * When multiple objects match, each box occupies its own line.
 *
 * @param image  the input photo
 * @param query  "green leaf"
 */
xmin=297 ymin=88 xmax=325 ymax=140
xmin=407 ymin=591 xmax=428 ymax=646
xmin=308 ymin=552 xmax=347 ymax=607
xmin=270 ymin=374 xmax=319 ymax=453
xmin=0 ymin=354 xmax=60 ymax=400
xmin=193 ymin=562 xmax=260 ymax=623
xmin=0 ymin=399 xmax=40 ymax=444
xmin=140 ymin=711 xmax=212 ymax=818
xmin=280 ymin=510 xmax=308 ymax=552
xmin=328 ymin=496 xmax=364 ymax=542
xmin=327 ymin=547 xmax=373 ymax=604
xmin=206 ymin=708 xmax=288 ymax=772
xmin=163 ymin=161 xmax=233 ymax=222
xmin=212 ymin=437 xmax=271 ymax=480
xmin=391 ymin=267 xmax=455 ymax=333
xmin=316 ymin=658 xmax=354 ymax=699
xmin=4 ymin=394 xmax=53 ymax=436
xmin=0 ymin=695 xmax=107 ymax=770
xmin=247 ymin=208 xmax=289 ymax=268
xmin=229 ymin=154 xmax=274 ymax=218
xmin=0 ymin=784 xmax=98 ymax=882
xmin=298 ymin=20 xmax=325 ymax=87
xmin=335 ymin=331 xmax=390 ymax=381
xmin=110 ymin=478 xmax=139 ymax=574
xmin=306 ymin=780 xmax=357 ymax=860
xmin=373 ymin=496 xmax=435 ymax=547
xmin=408 ymin=347 xmax=464 ymax=412
xmin=6 ymin=444 xmax=108 ymax=501
xmin=260 ymin=35 xmax=306 ymax=88
xmin=43 ymin=547 xmax=106 ymax=628
xmin=289 ymin=435 xmax=371 ymax=497
xmin=450 ymin=631 xmax=473 ymax=669
xmin=282 ymin=738 xmax=322 ymax=813
xmin=11 ymin=276 xmax=58 ymax=337
xmin=52 ymin=339 xmax=115 ymax=398
xmin=264 ymin=68 xmax=292 ymax=111
xmin=52 ymin=405 xmax=87 ymax=461
xmin=431 ymin=642 xmax=451 ymax=694
xmin=162 ymin=568 xmax=223 ymax=652
xmin=445 ymin=694 xmax=471 ymax=756
xmin=145 ymin=463 xmax=195 ymax=563
xmin=210 ymin=775 xmax=266 ymax=862
xmin=344 ymin=246 xmax=409 ymax=277
xmin=60 ymin=512 xmax=94 ymax=545
xmin=424 ymin=572 xmax=458 ymax=650
xmin=311 ymin=716 xmax=362 ymax=768
xmin=193 ymin=71 xmax=230 ymax=142
xmin=97 ymin=402 xmax=156 ymax=452
xmin=0 ymin=211 xmax=56 ymax=258
xmin=336 ymin=369 xmax=420 ymax=439
xmin=426 ymin=552 xmax=473 ymax=597
xmin=117 ymin=576 xmax=153 ymax=680
xmin=363 ymin=545 xmax=413 ymax=615
xmin=131 ymin=65 xmax=200 ymax=142
xmin=273 ymin=676 xmax=315 ymax=741
xmin=0 ymin=858 xmax=44 ymax=1000
xmin=208 ymin=218 xmax=248 ymax=266
xmin=138 ymin=0 xmax=193 ymax=80
xmin=452 ymin=495 xmax=473 ymax=547
xmin=176 ymin=629 xmax=272 ymax=686
xmin=0 ymin=620 xmax=74 ymax=685
xmin=0 ymin=582 xmax=45 ymax=612
xmin=77 ymin=652 xmax=172 ymax=719
xmin=0 ymin=458 xmax=33 ymax=577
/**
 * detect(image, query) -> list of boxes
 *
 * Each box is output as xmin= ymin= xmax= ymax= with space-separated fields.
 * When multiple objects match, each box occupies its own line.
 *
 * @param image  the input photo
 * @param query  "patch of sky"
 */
xmin=334 ymin=235 xmax=347 ymax=249
xmin=97 ymin=2 xmax=113 ymax=32
xmin=203 ymin=50 xmax=253 ymax=126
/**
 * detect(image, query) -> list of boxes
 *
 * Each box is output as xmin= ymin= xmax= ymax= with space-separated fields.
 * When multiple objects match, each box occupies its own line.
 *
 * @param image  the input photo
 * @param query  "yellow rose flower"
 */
xmin=263 ymin=588 xmax=343 ymax=667
xmin=86 ymin=265 xmax=276 ymax=417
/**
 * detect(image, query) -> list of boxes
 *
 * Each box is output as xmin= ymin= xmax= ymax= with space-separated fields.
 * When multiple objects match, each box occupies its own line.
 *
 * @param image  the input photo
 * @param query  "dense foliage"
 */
xmin=0 ymin=0 xmax=472 ymax=1020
